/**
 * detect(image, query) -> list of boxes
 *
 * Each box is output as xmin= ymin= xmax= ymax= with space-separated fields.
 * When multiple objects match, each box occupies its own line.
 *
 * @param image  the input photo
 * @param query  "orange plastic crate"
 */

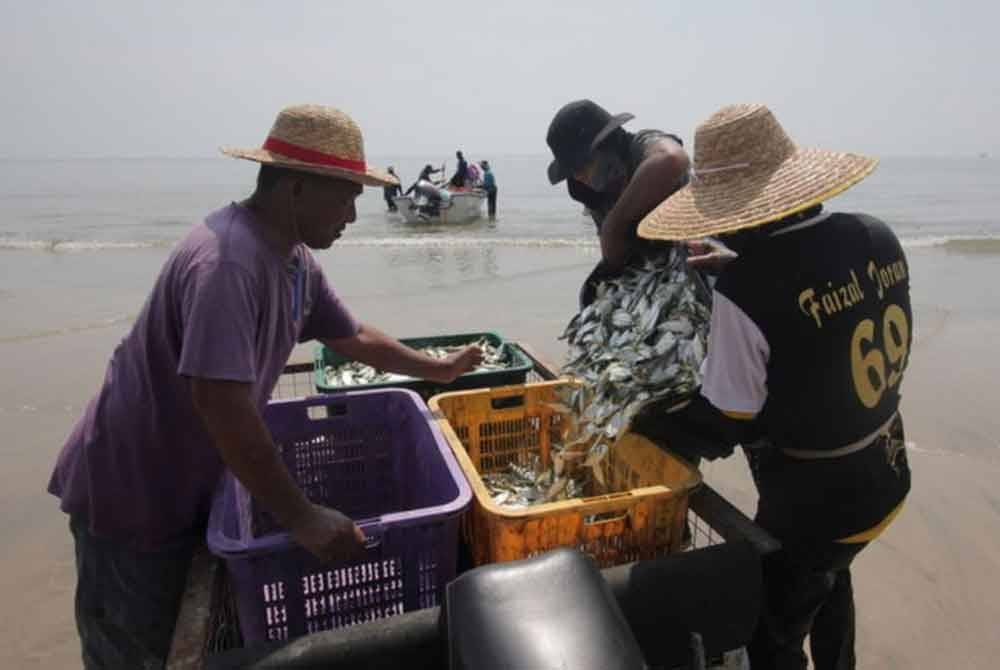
xmin=428 ymin=380 xmax=701 ymax=568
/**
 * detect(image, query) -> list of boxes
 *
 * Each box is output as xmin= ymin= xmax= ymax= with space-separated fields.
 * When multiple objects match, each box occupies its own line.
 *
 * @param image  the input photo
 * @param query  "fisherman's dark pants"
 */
xmin=745 ymin=419 xmax=908 ymax=670
xmin=70 ymin=516 xmax=197 ymax=669
xmin=747 ymin=536 xmax=867 ymax=670
xmin=486 ymin=187 xmax=497 ymax=218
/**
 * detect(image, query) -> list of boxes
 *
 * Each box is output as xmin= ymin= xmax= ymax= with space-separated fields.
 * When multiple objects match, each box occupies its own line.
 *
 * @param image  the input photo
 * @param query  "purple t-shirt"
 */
xmin=48 ymin=203 xmax=358 ymax=550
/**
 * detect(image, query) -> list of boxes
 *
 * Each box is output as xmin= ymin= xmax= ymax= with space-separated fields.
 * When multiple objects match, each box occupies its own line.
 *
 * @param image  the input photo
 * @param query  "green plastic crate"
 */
xmin=314 ymin=332 xmax=535 ymax=399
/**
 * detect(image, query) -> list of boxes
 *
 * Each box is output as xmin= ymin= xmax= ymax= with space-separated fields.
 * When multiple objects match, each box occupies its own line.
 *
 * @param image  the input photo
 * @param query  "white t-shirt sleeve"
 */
xmin=700 ymin=290 xmax=770 ymax=417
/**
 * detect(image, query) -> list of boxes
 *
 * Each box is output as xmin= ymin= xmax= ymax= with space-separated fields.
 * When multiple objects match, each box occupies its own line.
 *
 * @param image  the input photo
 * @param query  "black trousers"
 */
xmin=744 ymin=416 xmax=908 ymax=670
xmin=70 ymin=517 xmax=197 ymax=669
xmin=748 ymin=535 xmax=867 ymax=670
xmin=486 ymin=187 xmax=497 ymax=218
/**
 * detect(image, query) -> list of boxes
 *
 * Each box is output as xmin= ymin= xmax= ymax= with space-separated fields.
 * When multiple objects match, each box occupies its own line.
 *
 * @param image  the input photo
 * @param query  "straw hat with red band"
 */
xmin=221 ymin=105 xmax=397 ymax=188
xmin=638 ymin=104 xmax=878 ymax=241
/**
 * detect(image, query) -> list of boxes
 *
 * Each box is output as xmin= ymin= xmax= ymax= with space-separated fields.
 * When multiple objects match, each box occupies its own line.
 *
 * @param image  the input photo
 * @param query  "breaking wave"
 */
xmin=0 ymin=236 xmax=599 ymax=252
xmin=2 ymin=233 xmax=999 ymax=253
xmin=0 ymin=238 xmax=175 ymax=252
xmin=0 ymin=314 xmax=135 ymax=343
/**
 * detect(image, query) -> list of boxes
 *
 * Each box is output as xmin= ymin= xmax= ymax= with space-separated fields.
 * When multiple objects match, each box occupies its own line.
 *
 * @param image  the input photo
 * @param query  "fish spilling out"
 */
xmin=560 ymin=249 xmax=712 ymax=448
xmin=483 ymin=250 xmax=711 ymax=512
xmin=323 ymin=338 xmax=510 ymax=388
xmin=480 ymin=393 xmax=601 ymax=509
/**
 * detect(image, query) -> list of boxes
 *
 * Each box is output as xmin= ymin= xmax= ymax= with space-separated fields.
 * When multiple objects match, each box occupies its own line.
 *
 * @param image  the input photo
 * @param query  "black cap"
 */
xmin=546 ymin=100 xmax=634 ymax=185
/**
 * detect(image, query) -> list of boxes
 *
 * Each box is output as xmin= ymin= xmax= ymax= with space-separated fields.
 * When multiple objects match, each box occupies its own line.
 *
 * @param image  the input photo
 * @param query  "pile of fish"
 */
xmin=322 ymin=338 xmax=509 ymax=388
xmin=562 ymin=246 xmax=711 ymax=428
xmin=482 ymin=454 xmax=587 ymax=509
xmin=482 ymin=251 xmax=711 ymax=511
xmin=481 ymin=389 xmax=607 ymax=509
xmin=561 ymin=249 xmax=713 ymax=445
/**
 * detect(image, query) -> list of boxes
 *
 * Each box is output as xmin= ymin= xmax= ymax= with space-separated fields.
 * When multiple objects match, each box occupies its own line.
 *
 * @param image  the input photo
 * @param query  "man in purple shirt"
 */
xmin=48 ymin=105 xmax=482 ymax=669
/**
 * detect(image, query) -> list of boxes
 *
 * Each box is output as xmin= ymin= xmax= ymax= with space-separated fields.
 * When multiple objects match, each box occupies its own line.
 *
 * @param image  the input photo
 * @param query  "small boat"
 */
xmin=393 ymin=186 xmax=486 ymax=225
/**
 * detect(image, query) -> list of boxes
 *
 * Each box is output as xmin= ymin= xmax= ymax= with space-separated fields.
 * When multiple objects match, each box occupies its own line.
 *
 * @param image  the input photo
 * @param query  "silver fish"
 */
xmin=611 ymin=309 xmax=634 ymax=328
xmin=558 ymin=247 xmax=712 ymax=477
xmin=486 ymin=250 xmax=711 ymax=510
xmin=324 ymin=337 xmax=510 ymax=387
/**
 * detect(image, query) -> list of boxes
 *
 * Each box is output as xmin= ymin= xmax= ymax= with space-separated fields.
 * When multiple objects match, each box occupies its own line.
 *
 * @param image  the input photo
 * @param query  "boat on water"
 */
xmin=393 ymin=187 xmax=486 ymax=225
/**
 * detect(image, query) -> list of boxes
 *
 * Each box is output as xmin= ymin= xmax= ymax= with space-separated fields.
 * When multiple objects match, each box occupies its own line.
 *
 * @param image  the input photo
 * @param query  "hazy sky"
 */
xmin=3 ymin=1 xmax=997 ymax=159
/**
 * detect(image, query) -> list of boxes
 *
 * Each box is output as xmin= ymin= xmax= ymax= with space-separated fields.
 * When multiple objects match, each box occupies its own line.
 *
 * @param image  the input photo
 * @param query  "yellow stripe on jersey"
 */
xmin=721 ymin=409 xmax=757 ymax=420
xmin=836 ymin=499 xmax=906 ymax=544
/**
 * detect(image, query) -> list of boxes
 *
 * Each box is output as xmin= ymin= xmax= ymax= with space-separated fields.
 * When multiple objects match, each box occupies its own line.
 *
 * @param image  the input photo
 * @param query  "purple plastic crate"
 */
xmin=206 ymin=389 xmax=472 ymax=643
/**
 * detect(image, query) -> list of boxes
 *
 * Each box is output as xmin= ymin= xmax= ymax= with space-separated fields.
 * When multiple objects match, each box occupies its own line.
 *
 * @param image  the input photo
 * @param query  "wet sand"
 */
xmin=1 ymin=244 xmax=998 ymax=667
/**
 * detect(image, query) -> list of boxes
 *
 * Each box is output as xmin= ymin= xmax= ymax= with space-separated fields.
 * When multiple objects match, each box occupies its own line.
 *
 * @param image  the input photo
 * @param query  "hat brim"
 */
xmin=547 ymin=158 xmax=567 ymax=185
xmin=220 ymin=146 xmax=398 ymax=188
xmin=590 ymin=112 xmax=635 ymax=150
xmin=637 ymin=147 xmax=877 ymax=241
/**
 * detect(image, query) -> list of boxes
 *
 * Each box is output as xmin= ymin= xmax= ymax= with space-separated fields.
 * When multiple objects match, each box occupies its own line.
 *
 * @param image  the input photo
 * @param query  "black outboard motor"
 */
xmin=413 ymin=180 xmax=450 ymax=218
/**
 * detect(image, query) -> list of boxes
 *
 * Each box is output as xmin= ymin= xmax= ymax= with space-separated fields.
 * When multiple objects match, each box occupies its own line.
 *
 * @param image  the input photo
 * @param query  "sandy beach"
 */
xmin=1 ymin=242 xmax=999 ymax=667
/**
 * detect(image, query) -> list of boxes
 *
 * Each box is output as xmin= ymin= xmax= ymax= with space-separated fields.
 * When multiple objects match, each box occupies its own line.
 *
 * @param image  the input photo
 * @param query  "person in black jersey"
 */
xmin=636 ymin=104 xmax=912 ymax=670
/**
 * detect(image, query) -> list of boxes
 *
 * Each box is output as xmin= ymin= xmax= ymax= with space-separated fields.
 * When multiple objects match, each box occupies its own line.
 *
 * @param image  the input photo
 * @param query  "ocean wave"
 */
xmin=0 ymin=314 xmax=135 ymax=343
xmin=0 ymin=238 xmax=174 ymax=251
xmin=901 ymin=235 xmax=1000 ymax=253
xmin=0 ymin=236 xmax=599 ymax=252
xmin=337 ymin=237 xmax=598 ymax=249
xmin=2 ymin=233 xmax=998 ymax=253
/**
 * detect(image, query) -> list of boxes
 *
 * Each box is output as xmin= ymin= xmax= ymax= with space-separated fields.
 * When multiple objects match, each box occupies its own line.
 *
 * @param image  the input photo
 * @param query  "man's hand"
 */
xmin=435 ymin=345 xmax=484 ymax=383
xmin=289 ymin=503 xmax=367 ymax=564
xmin=686 ymin=239 xmax=737 ymax=274
xmin=325 ymin=326 xmax=484 ymax=385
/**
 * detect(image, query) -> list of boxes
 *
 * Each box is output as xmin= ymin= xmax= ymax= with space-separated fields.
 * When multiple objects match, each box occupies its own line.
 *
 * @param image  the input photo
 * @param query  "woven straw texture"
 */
xmin=638 ymin=104 xmax=877 ymax=241
xmin=222 ymin=105 xmax=396 ymax=187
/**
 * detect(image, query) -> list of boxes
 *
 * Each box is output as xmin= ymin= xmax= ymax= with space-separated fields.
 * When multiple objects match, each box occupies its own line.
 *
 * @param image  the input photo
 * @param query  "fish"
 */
xmin=481 ymin=407 xmax=609 ymax=509
xmin=323 ymin=337 xmax=510 ymax=387
xmin=557 ymin=247 xmax=712 ymax=475
xmin=611 ymin=310 xmax=634 ymax=328
xmin=485 ymin=249 xmax=711 ymax=511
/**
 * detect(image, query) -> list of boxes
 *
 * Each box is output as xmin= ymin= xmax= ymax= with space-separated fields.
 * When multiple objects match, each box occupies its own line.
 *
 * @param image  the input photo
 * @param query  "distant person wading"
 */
xmin=480 ymin=160 xmax=498 ymax=219
xmin=383 ymin=166 xmax=402 ymax=211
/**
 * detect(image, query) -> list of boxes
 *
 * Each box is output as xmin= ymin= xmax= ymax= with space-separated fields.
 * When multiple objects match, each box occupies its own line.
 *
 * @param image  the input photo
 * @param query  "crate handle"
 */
xmin=579 ymin=492 xmax=636 ymax=527
xmin=582 ymin=510 xmax=631 ymax=526
xmin=306 ymin=402 xmax=348 ymax=421
xmin=358 ymin=518 xmax=384 ymax=549
xmin=490 ymin=394 xmax=525 ymax=410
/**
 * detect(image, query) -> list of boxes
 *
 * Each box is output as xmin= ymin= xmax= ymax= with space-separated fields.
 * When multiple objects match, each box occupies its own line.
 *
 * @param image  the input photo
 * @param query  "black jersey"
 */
xmin=700 ymin=212 xmax=913 ymax=540
xmin=709 ymin=212 xmax=912 ymax=452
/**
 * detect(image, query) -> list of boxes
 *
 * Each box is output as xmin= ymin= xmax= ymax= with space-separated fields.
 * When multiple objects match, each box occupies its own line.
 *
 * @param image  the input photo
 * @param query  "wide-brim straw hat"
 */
xmin=221 ymin=105 xmax=397 ymax=188
xmin=638 ymin=104 xmax=877 ymax=241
